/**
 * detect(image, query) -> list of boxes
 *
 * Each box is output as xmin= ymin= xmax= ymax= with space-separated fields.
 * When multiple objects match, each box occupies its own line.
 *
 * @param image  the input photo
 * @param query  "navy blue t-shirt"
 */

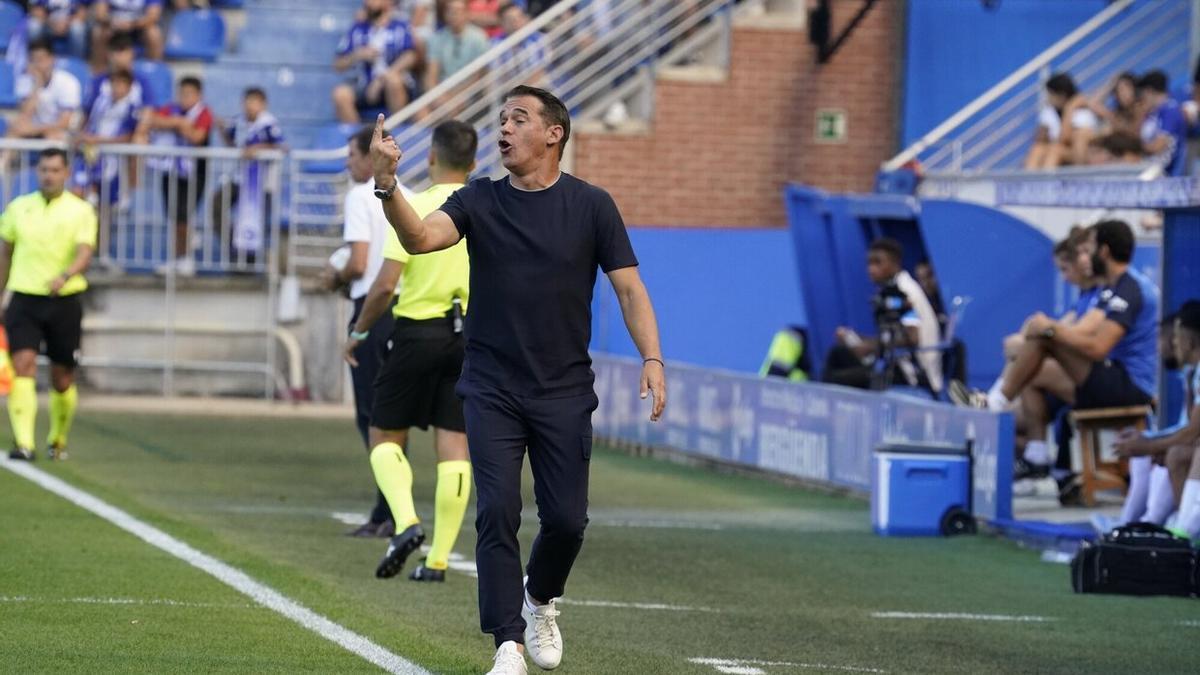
xmin=1097 ymin=268 xmax=1160 ymax=397
xmin=439 ymin=173 xmax=638 ymax=397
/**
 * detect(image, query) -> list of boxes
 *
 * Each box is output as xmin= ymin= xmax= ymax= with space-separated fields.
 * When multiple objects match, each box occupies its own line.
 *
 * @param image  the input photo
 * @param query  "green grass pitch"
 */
xmin=0 ymin=411 xmax=1195 ymax=674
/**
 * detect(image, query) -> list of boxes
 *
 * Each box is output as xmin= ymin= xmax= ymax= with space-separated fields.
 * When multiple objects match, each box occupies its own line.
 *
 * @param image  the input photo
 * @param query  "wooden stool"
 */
xmin=1070 ymin=406 xmax=1153 ymax=507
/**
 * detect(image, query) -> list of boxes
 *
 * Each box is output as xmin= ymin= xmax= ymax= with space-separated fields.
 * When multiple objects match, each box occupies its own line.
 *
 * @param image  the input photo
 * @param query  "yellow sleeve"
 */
xmin=0 ymin=202 xmax=17 ymax=243
xmin=75 ymin=201 xmax=98 ymax=248
xmin=382 ymin=225 xmax=411 ymax=264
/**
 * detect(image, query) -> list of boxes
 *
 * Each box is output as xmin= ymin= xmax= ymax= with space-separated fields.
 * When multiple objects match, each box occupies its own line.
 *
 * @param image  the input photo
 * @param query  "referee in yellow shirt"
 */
xmin=0 ymin=148 xmax=98 ymax=461
xmin=343 ymin=120 xmax=474 ymax=582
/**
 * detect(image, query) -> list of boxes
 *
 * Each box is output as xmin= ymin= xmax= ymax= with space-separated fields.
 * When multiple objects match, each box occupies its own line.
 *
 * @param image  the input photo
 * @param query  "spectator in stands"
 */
xmin=987 ymin=222 xmax=1159 ymax=483
xmin=822 ymin=238 xmax=942 ymax=395
xmin=397 ymin=0 xmax=435 ymax=47
xmin=27 ymin=0 xmax=88 ymax=58
xmin=1025 ymin=73 xmax=1098 ymax=170
xmin=425 ymin=0 xmax=490 ymax=93
xmin=91 ymin=0 xmax=166 ymax=68
xmin=1087 ymin=72 xmax=1141 ymax=138
xmin=495 ymin=2 xmax=550 ymax=87
xmin=1138 ymin=70 xmax=1188 ymax=177
xmin=332 ymin=0 xmax=420 ymax=125
xmin=213 ymin=87 xmax=285 ymax=263
xmin=467 ymin=0 xmax=507 ymax=38
xmin=73 ymin=69 xmax=141 ymax=208
xmin=135 ymin=76 xmax=213 ymax=277
xmin=7 ymin=38 xmax=81 ymax=142
xmin=83 ymin=32 xmax=159 ymax=132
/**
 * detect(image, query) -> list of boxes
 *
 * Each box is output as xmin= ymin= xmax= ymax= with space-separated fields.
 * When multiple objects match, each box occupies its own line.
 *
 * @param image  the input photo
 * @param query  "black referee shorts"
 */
xmin=370 ymin=317 xmax=466 ymax=432
xmin=5 ymin=292 xmax=84 ymax=367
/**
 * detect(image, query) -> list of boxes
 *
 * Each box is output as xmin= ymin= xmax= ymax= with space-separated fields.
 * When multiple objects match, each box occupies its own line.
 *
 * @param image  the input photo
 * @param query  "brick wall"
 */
xmin=573 ymin=0 xmax=903 ymax=227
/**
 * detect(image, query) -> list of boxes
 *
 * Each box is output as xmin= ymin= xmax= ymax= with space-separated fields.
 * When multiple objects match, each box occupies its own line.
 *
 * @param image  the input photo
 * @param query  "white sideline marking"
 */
xmin=591 ymin=518 xmax=726 ymax=531
xmin=0 ymin=595 xmax=256 ymax=609
xmin=331 ymin=511 xmax=367 ymax=525
xmin=559 ymin=598 xmax=718 ymax=612
xmin=872 ymin=611 xmax=1054 ymax=623
xmin=690 ymin=657 xmax=885 ymax=674
xmin=1180 ymin=620 xmax=1200 ymax=627
xmin=1 ymin=458 xmax=430 ymax=675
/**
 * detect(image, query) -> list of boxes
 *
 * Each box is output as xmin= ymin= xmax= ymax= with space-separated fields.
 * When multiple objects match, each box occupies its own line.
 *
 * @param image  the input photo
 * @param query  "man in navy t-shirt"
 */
xmin=369 ymin=87 xmax=666 ymax=675
xmin=990 ymin=220 xmax=1158 ymax=418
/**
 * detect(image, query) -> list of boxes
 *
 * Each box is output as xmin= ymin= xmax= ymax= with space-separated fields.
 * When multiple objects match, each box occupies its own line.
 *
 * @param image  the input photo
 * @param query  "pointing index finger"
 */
xmin=373 ymin=113 xmax=385 ymax=143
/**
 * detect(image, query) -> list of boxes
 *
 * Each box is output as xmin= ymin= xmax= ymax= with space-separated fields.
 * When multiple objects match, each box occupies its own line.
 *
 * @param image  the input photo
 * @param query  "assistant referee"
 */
xmin=370 ymin=87 xmax=666 ymax=675
xmin=0 ymin=147 xmax=98 ymax=461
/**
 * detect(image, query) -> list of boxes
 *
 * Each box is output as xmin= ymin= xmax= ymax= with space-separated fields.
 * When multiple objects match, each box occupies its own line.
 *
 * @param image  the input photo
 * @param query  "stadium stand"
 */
xmin=163 ymin=8 xmax=225 ymax=62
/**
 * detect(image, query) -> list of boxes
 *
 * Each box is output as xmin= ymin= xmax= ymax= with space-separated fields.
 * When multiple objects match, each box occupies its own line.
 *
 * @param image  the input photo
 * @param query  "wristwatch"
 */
xmin=373 ymin=181 xmax=397 ymax=201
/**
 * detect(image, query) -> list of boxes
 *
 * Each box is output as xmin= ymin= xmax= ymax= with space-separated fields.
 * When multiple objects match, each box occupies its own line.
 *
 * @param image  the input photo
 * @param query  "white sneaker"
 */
xmin=486 ymin=641 xmax=527 ymax=675
xmin=522 ymin=596 xmax=562 ymax=670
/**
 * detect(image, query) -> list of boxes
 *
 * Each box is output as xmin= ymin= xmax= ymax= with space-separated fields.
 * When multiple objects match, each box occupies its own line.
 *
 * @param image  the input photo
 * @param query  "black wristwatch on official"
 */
xmin=373 ymin=180 xmax=397 ymax=201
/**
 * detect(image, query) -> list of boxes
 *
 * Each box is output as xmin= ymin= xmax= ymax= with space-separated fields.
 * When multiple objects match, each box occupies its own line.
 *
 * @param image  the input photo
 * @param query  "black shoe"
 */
xmin=1013 ymin=458 xmax=1050 ymax=482
xmin=346 ymin=521 xmax=382 ymax=538
xmin=1057 ymin=474 xmax=1084 ymax=507
xmin=8 ymin=447 xmax=33 ymax=461
xmin=408 ymin=559 xmax=446 ymax=583
xmin=375 ymin=524 xmax=425 ymax=579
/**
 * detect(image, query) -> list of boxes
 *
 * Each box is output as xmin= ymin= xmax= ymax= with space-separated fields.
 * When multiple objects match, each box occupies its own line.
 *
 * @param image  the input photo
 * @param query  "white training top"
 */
xmin=15 ymin=68 xmax=82 ymax=127
xmin=342 ymin=179 xmax=413 ymax=300
xmin=1037 ymin=105 xmax=1099 ymax=142
xmin=894 ymin=269 xmax=944 ymax=393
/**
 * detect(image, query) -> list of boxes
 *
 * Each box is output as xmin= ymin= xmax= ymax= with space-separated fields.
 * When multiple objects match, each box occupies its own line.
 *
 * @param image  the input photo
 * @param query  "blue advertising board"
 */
xmin=592 ymin=354 xmax=1014 ymax=522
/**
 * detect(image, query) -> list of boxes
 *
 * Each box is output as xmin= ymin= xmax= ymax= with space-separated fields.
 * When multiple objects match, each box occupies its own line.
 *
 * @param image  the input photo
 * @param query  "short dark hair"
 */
xmin=110 ymin=69 xmax=134 ymax=86
xmin=868 ymin=238 xmax=903 ymax=263
xmin=1096 ymin=131 xmax=1143 ymax=157
xmin=1054 ymin=225 xmax=1089 ymax=257
xmin=27 ymin=37 xmax=54 ymax=56
xmin=38 ymin=147 xmax=68 ymax=165
xmin=351 ymin=123 xmax=388 ymax=156
xmin=431 ymin=120 xmax=478 ymax=171
xmin=1091 ymin=219 xmax=1135 ymax=263
xmin=1137 ymin=70 xmax=1168 ymax=94
xmin=108 ymin=32 xmax=135 ymax=51
xmin=1178 ymin=300 xmax=1200 ymax=334
xmin=1045 ymin=73 xmax=1078 ymax=98
xmin=498 ymin=2 xmax=523 ymax=19
xmin=244 ymin=87 xmax=267 ymax=102
xmin=180 ymin=76 xmax=203 ymax=92
xmin=504 ymin=85 xmax=571 ymax=158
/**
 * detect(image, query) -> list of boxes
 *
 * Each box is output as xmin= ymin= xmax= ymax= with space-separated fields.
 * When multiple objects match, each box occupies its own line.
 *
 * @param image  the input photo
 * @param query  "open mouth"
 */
xmin=498 ymin=139 xmax=512 ymax=155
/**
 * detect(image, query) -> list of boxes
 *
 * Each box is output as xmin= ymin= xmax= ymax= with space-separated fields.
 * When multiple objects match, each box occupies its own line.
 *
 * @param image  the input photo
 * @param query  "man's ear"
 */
xmin=546 ymin=124 xmax=564 ymax=151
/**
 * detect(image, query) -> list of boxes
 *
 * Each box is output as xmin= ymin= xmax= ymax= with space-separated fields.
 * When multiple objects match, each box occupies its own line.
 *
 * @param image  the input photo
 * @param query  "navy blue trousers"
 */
xmin=349 ymin=295 xmax=395 ymax=524
xmin=459 ymin=383 xmax=598 ymax=646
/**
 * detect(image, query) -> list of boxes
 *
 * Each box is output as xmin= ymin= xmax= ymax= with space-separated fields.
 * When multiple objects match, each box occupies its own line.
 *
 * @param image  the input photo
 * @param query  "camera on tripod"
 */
xmin=872 ymin=282 xmax=913 ymax=346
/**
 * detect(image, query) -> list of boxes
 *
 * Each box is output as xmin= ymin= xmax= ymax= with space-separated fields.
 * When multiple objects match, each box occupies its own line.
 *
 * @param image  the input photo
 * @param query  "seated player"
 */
xmin=985 ymin=221 xmax=1159 ymax=486
xmin=332 ymin=0 xmax=419 ymax=124
xmin=1110 ymin=301 xmax=1200 ymax=536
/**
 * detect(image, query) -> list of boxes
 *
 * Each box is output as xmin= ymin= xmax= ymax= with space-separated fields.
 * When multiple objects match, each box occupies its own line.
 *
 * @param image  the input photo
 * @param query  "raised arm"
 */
xmin=607 ymin=265 xmax=666 ymax=421
xmin=369 ymin=114 xmax=460 ymax=254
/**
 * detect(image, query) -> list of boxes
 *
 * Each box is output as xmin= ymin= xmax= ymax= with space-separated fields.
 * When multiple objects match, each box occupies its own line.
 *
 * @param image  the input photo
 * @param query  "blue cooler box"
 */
xmin=872 ymin=442 xmax=971 ymax=537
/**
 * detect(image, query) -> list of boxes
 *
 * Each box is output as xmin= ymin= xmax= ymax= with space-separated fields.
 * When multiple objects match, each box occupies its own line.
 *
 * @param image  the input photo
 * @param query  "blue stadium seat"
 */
xmin=165 ymin=10 xmax=226 ymax=62
xmin=301 ymin=123 xmax=357 ymax=173
xmin=210 ymin=0 xmax=245 ymax=7
xmin=57 ymin=56 xmax=92 ymax=94
xmin=0 ymin=0 xmax=23 ymax=52
xmin=0 ymin=60 xmax=18 ymax=107
xmin=135 ymin=60 xmax=174 ymax=107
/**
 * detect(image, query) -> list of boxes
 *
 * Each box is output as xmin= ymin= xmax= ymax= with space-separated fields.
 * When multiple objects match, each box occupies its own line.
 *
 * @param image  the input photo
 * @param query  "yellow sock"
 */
xmin=48 ymin=385 xmax=78 ymax=447
xmin=369 ymin=442 xmax=420 ymax=529
xmin=426 ymin=460 xmax=471 ymax=571
xmin=7 ymin=376 xmax=36 ymax=450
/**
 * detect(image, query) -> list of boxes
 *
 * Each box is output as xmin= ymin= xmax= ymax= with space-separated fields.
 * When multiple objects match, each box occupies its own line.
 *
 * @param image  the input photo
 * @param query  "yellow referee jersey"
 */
xmin=0 ymin=190 xmax=98 ymax=296
xmin=383 ymin=183 xmax=469 ymax=321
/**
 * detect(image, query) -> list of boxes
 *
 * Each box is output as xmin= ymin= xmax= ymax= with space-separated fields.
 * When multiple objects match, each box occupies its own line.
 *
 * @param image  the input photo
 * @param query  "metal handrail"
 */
xmin=885 ymin=0 xmax=1137 ymax=171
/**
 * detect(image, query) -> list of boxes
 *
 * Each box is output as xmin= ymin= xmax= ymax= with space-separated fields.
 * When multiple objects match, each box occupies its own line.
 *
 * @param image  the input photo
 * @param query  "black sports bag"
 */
xmin=1071 ymin=522 xmax=1198 ymax=597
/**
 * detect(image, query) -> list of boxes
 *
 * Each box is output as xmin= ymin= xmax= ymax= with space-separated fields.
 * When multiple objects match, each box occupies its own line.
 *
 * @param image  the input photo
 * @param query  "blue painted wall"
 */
xmin=903 ymin=0 xmax=1108 ymax=147
xmin=590 ymin=228 xmax=807 ymax=374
